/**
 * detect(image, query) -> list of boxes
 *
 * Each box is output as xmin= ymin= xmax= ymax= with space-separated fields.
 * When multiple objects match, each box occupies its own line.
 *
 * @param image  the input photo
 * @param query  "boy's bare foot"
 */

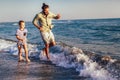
xmin=26 ymin=59 xmax=31 ymax=63
xmin=18 ymin=56 xmax=26 ymax=62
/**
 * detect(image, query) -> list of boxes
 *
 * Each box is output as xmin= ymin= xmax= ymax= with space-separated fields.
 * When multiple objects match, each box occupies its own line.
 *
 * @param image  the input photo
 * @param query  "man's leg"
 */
xmin=49 ymin=31 xmax=56 ymax=48
xmin=41 ymin=31 xmax=56 ymax=60
xmin=44 ymin=43 xmax=50 ymax=60
xmin=42 ymin=41 xmax=56 ymax=57
xmin=49 ymin=41 xmax=56 ymax=47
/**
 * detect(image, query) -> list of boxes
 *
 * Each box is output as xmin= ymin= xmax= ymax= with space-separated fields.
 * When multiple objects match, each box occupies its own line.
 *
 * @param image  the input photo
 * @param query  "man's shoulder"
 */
xmin=49 ymin=11 xmax=54 ymax=15
xmin=37 ymin=12 xmax=43 ymax=16
xmin=48 ymin=11 xmax=56 ymax=17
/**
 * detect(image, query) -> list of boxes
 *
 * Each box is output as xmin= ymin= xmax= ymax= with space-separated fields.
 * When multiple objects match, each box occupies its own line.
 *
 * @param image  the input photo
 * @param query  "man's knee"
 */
xmin=52 ymin=41 xmax=56 ymax=46
xmin=49 ymin=42 xmax=56 ymax=47
xmin=45 ymin=44 xmax=49 ymax=48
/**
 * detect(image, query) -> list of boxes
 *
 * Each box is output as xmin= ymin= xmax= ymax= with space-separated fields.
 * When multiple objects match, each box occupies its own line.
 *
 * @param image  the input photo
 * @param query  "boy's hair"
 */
xmin=42 ymin=3 xmax=49 ymax=10
xmin=19 ymin=20 xmax=24 ymax=25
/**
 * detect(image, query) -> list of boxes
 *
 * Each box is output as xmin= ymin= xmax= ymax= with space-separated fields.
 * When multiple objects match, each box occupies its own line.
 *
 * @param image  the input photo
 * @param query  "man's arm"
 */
xmin=32 ymin=14 xmax=45 ymax=32
xmin=32 ymin=14 xmax=41 ymax=29
xmin=54 ymin=14 xmax=60 ymax=19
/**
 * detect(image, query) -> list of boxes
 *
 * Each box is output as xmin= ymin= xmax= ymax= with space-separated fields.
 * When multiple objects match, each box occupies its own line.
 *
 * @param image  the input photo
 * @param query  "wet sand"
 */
xmin=0 ymin=52 xmax=87 ymax=80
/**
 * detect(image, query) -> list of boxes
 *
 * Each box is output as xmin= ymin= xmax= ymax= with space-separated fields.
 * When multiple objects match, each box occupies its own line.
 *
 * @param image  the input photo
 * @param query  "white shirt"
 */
xmin=16 ymin=29 xmax=27 ymax=44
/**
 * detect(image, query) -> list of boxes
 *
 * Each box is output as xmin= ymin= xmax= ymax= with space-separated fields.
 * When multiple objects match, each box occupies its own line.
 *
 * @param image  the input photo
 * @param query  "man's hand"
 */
xmin=57 ymin=14 xmax=60 ymax=18
xmin=39 ymin=26 xmax=44 ymax=31
xmin=55 ymin=14 xmax=60 ymax=19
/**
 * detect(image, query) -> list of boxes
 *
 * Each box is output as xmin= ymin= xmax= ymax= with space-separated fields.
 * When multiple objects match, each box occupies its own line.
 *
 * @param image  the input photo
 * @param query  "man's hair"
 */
xmin=42 ymin=3 xmax=49 ymax=10
xmin=19 ymin=20 xmax=24 ymax=25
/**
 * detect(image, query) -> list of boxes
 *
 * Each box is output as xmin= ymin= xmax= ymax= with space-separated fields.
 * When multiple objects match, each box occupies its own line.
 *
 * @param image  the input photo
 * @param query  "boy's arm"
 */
xmin=16 ymin=35 xmax=23 ymax=41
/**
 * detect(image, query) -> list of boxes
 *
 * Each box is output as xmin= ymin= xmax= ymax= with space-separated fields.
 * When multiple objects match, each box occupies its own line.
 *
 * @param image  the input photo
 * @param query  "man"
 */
xmin=32 ymin=3 xmax=60 ymax=60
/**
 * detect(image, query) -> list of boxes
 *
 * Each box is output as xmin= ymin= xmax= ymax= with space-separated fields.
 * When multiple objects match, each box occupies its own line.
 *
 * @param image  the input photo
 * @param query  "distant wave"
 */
xmin=0 ymin=24 xmax=5 ymax=27
xmin=12 ymin=23 xmax=18 ymax=26
xmin=53 ymin=20 xmax=72 ymax=24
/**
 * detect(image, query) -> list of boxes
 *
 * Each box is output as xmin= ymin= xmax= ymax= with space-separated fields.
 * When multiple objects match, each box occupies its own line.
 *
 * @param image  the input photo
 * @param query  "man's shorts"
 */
xmin=40 ymin=31 xmax=55 ymax=44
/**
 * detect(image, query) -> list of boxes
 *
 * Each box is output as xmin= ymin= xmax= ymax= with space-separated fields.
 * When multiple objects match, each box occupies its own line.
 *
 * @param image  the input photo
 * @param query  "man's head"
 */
xmin=42 ymin=3 xmax=49 ymax=15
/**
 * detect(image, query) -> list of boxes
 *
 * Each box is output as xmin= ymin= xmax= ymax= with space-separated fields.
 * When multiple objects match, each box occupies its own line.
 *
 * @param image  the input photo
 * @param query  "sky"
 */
xmin=0 ymin=0 xmax=120 ymax=22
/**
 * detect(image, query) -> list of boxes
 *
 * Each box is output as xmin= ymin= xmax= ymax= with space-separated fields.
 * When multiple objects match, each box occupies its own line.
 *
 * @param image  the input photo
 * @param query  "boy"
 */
xmin=16 ymin=20 xmax=30 ymax=62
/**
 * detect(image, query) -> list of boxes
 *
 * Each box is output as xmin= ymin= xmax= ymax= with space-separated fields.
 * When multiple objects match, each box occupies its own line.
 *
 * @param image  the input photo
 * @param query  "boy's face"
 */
xmin=20 ymin=22 xmax=25 ymax=29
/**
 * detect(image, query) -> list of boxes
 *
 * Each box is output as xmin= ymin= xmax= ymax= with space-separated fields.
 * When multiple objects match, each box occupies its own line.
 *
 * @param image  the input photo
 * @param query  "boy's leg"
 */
xmin=18 ymin=45 xmax=23 ymax=61
xmin=23 ymin=44 xmax=30 ymax=62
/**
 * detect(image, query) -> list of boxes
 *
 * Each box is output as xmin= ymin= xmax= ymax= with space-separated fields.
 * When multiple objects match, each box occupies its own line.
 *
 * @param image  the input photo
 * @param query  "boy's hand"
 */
xmin=20 ymin=39 xmax=23 ymax=41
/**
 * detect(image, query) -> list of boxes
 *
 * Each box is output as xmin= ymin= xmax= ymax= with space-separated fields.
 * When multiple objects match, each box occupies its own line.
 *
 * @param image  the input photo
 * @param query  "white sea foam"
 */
xmin=0 ymin=39 xmax=118 ymax=80
xmin=39 ymin=45 xmax=118 ymax=80
xmin=0 ymin=39 xmax=38 ymax=56
xmin=12 ymin=23 xmax=18 ymax=26
xmin=0 ymin=39 xmax=15 ymax=50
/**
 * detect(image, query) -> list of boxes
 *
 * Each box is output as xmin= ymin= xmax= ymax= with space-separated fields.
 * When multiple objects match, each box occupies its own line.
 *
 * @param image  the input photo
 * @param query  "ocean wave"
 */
xmin=0 ymin=38 xmax=119 ymax=80
xmin=0 ymin=24 xmax=5 ymax=27
xmin=39 ymin=42 xmax=119 ymax=80
xmin=0 ymin=38 xmax=38 ymax=56
xmin=53 ymin=20 xmax=72 ymax=24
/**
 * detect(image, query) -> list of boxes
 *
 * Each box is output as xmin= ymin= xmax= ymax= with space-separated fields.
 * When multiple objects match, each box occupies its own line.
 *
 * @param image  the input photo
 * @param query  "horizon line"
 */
xmin=0 ymin=17 xmax=120 ymax=23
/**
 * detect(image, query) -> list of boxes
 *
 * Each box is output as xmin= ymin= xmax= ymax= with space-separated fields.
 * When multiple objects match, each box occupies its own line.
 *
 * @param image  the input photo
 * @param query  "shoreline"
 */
xmin=0 ymin=52 xmax=85 ymax=80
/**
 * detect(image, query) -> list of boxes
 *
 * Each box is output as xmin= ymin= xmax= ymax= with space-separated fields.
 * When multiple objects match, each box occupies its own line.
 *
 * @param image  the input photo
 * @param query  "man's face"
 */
xmin=43 ymin=8 xmax=49 ymax=15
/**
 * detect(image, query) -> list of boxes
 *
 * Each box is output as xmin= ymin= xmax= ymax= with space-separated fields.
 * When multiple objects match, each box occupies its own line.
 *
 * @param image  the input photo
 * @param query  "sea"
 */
xmin=0 ymin=18 xmax=120 ymax=80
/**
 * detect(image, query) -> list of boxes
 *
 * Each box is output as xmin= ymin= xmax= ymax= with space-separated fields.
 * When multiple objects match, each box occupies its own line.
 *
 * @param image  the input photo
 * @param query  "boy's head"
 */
xmin=19 ymin=20 xmax=25 ymax=29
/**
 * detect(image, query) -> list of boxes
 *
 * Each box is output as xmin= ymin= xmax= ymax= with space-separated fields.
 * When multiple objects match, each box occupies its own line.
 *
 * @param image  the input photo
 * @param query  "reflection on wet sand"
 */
xmin=15 ymin=62 xmax=30 ymax=80
xmin=0 ymin=52 xmax=82 ymax=80
xmin=14 ymin=61 xmax=55 ymax=80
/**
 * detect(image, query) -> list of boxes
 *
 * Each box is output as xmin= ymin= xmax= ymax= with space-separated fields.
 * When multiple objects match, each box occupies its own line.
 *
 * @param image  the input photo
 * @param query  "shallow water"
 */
xmin=0 ymin=18 xmax=120 ymax=57
xmin=0 ymin=18 xmax=120 ymax=80
xmin=0 ymin=52 xmax=87 ymax=80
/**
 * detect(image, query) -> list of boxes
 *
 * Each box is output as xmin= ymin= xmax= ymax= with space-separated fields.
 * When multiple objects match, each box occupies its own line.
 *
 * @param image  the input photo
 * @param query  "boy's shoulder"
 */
xmin=16 ymin=29 xmax=20 ymax=31
xmin=24 ymin=28 xmax=27 ymax=32
xmin=16 ymin=29 xmax=27 ymax=32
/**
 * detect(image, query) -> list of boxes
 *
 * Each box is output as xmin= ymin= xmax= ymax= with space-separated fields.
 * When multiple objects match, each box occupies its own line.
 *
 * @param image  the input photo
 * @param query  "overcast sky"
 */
xmin=0 ymin=0 xmax=120 ymax=22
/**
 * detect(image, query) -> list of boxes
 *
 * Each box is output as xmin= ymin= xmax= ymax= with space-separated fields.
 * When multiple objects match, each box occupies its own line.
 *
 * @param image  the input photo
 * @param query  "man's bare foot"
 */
xmin=42 ymin=48 xmax=46 ymax=56
xmin=47 ymin=57 xmax=50 ymax=61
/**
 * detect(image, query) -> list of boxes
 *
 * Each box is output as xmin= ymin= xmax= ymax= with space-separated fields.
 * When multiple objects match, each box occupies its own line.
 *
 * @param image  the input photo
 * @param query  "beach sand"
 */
xmin=0 ymin=52 xmax=86 ymax=80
